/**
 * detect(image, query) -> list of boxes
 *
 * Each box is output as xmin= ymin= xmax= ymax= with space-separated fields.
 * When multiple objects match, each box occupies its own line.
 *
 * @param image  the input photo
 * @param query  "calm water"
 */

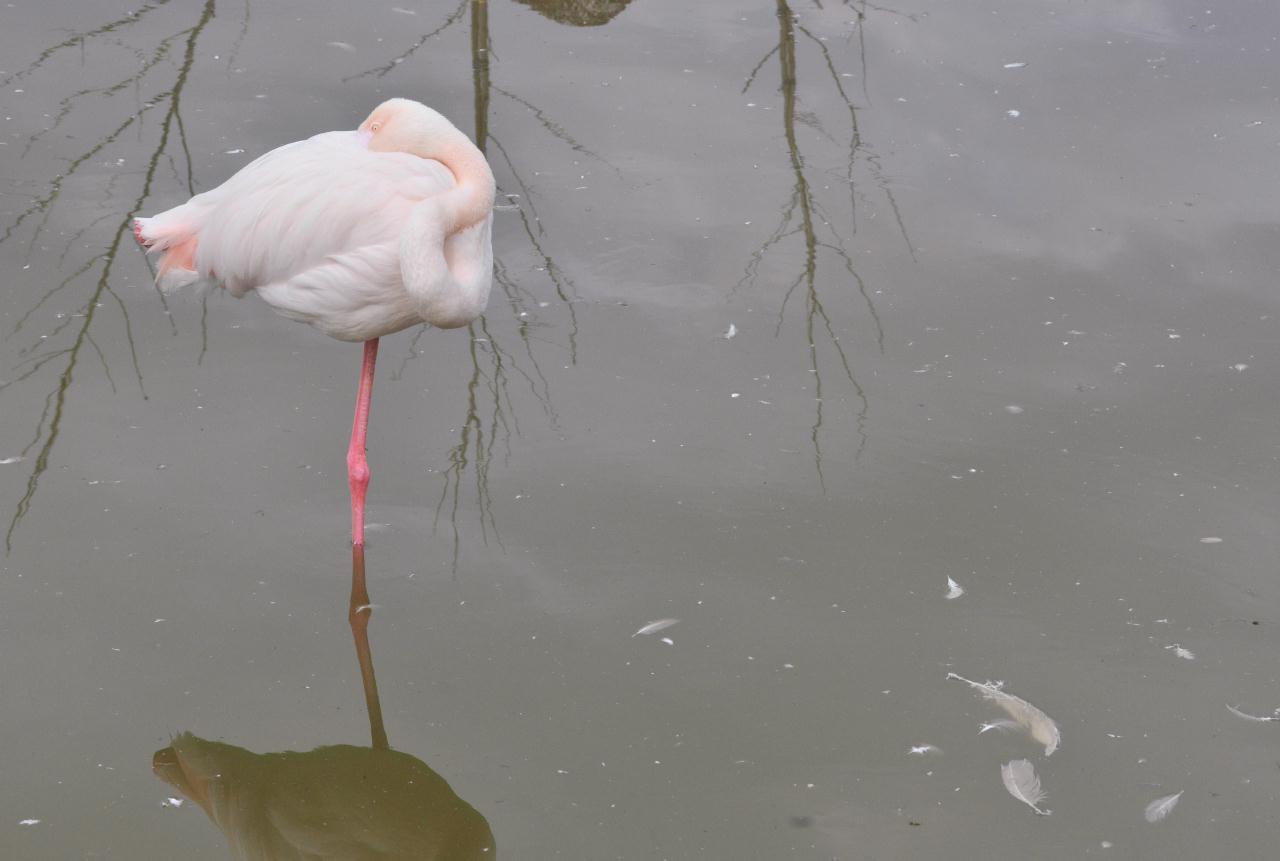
xmin=2 ymin=1 xmax=1279 ymax=858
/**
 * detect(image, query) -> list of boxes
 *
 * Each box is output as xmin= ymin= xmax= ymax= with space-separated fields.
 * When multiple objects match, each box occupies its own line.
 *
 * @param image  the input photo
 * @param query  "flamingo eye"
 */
xmin=370 ymin=121 xmax=382 ymax=132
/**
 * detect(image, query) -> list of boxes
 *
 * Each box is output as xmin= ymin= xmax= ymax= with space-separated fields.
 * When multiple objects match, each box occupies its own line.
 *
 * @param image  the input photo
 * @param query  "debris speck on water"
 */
xmin=1004 ymin=405 xmax=1024 ymax=415
xmin=633 ymin=618 xmax=679 ymax=638
xmin=1006 ymin=109 xmax=1021 ymax=118
xmin=0 ymin=456 xmax=24 ymax=465
xmin=724 ymin=323 xmax=737 ymax=339
xmin=945 ymin=577 xmax=965 ymax=600
xmin=18 ymin=819 xmax=40 ymax=826
xmin=660 ymin=637 xmax=674 ymax=646
xmin=1232 ymin=363 xmax=1249 ymax=372
xmin=909 ymin=744 xmax=941 ymax=755
xmin=224 ymin=148 xmax=245 ymax=155
xmin=1003 ymin=61 xmax=1028 ymax=69
xmin=326 ymin=41 xmax=357 ymax=52
xmin=1165 ymin=644 xmax=1195 ymax=661
xmin=979 ymin=719 xmax=1021 ymax=734
xmin=162 ymin=797 xmax=184 ymax=808
xmin=1199 ymin=537 xmax=1222 ymax=544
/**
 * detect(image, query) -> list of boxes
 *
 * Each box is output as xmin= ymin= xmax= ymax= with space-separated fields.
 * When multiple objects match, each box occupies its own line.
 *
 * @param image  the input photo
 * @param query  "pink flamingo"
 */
xmin=134 ymin=99 xmax=495 ymax=546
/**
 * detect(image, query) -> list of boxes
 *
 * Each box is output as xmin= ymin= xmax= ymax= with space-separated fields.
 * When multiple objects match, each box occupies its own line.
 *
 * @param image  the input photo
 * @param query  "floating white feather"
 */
xmin=1226 ymin=704 xmax=1279 ymax=723
xmin=1144 ymin=790 xmax=1183 ymax=823
xmin=948 ymin=672 xmax=1061 ymax=756
xmin=632 ymin=618 xmax=679 ymax=637
xmin=1001 ymin=759 xmax=1051 ymax=815
xmin=945 ymin=577 xmax=965 ymax=600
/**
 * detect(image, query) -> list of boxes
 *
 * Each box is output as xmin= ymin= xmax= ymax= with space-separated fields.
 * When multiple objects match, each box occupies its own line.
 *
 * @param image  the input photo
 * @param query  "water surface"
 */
xmin=1 ymin=1 xmax=1278 ymax=858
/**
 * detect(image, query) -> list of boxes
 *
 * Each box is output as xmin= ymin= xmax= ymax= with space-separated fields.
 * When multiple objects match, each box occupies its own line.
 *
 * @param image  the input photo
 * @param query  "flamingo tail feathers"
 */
xmin=133 ymin=216 xmax=202 ymax=291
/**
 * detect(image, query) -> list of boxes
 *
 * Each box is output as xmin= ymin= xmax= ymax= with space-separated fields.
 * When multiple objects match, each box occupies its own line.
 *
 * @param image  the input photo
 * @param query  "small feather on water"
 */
xmin=945 ymin=577 xmax=965 ymax=600
xmin=633 ymin=618 xmax=679 ymax=637
xmin=1001 ymin=759 xmax=1051 ymax=815
xmin=948 ymin=672 xmax=1061 ymax=755
xmin=724 ymin=323 xmax=737 ymax=339
xmin=1226 ymin=704 xmax=1280 ymax=723
xmin=909 ymin=744 xmax=941 ymax=755
xmin=1144 ymin=791 xmax=1183 ymax=823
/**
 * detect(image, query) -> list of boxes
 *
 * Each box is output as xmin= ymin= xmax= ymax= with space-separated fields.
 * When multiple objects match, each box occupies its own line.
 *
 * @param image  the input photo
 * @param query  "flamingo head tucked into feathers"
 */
xmin=359 ymin=98 xmax=463 ymax=157
xmin=357 ymin=97 xmax=495 ymax=237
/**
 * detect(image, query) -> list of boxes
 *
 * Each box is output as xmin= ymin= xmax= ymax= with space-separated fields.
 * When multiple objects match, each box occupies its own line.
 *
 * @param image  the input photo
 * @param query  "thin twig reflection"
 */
xmin=739 ymin=0 xmax=914 ymax=484
xmin=2 ymin=0 xmax=216 ymax=551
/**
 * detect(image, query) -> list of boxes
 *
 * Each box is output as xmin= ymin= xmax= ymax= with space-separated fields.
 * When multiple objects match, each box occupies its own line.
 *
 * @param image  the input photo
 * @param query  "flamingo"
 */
xmin=134 ymin=98 xmax=495 ymax=546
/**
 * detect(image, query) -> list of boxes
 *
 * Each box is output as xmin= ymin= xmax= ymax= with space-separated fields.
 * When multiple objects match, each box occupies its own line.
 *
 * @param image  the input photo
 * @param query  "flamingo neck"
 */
xmin=434 ymin=135 xmax=495 ymax=235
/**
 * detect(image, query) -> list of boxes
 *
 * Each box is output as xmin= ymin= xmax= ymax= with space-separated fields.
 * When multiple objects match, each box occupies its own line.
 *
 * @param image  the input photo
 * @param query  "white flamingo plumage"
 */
xmin=134 ymin=98 xmax=495 ymax=546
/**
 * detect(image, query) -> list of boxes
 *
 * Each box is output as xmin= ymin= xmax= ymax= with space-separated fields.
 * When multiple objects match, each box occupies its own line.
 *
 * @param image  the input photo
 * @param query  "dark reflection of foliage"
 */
xmin=511 ymin=0 xmax=633 ymax=27
xmin=368 ymin=1 xmax=589 ymax=571
xmin=738 ymin=0 xmax=913 ymax=487
xmin=2 ymin=1 xmax=216 ymax=551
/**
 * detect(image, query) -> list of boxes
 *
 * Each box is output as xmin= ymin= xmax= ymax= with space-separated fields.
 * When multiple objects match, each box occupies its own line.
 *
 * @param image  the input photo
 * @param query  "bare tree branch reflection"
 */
xmin=0 ymin=0 xmax=175 ymax=88
xmin=341 ymin=0 xmax=469 ymax=83
xmin=739 ymin=0 xmax=917 ymax=485
xmin=2 ymin=0 xmax=216 ymax=552
xmin=425 ymin=1 xmax=600 ymax=571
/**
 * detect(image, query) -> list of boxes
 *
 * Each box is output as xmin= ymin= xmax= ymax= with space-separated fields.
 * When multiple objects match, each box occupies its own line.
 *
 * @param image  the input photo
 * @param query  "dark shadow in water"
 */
xmin=2 ymin=0 xmax=216 ymax=552
xmin=152 ymin=546 xmax=496 ymax=859
xmin=737 ymin=0 xmax=914 ymax=487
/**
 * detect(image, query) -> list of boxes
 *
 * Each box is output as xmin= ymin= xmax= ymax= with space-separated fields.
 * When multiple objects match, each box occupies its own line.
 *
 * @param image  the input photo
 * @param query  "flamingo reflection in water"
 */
xmin=153 ymin=547 xmax=495 ymax=860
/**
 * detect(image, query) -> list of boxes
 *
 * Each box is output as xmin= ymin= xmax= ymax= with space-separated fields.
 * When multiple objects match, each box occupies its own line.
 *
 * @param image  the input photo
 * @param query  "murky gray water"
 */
xmin=2 ymin=1 xmax=1279 ymax=858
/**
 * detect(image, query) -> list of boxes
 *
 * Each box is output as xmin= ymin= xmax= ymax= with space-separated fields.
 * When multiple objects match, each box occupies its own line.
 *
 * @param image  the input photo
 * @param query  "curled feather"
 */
xmin=1001 ymin=759 xmax=1051 ymax=815
xmin=1144 ymin=791 xmax=1183 ymax=823
xmin=947 ymin=673 xmax=1061 ymax=756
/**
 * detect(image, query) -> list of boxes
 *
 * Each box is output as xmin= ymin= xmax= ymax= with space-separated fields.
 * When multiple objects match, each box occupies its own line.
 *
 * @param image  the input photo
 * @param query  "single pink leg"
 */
xmin=347 ymin=339 xmax=379 ymax=546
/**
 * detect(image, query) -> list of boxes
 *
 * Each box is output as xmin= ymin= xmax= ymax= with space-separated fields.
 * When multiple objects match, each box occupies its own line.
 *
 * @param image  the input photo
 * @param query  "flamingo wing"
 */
xmin=138 ymin=131 xmax=456 ymax=337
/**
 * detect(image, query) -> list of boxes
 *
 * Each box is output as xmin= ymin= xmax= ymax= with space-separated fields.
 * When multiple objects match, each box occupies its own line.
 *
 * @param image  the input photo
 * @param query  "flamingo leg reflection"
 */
xmin=349 ymin=544 xmax=389 ymax=750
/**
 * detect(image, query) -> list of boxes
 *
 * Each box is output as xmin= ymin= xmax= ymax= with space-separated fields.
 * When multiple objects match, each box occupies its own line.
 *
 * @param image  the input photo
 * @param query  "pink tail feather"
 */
xmin=134 ymin=216 xmax=200 ymax=288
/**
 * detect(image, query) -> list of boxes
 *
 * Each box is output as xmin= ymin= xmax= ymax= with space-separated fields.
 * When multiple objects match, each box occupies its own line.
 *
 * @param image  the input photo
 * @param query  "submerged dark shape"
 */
xmin=511 ymin=0 xmax=633 ymax=27
xmin=154 ymin=733 xmax=495 ymax=860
